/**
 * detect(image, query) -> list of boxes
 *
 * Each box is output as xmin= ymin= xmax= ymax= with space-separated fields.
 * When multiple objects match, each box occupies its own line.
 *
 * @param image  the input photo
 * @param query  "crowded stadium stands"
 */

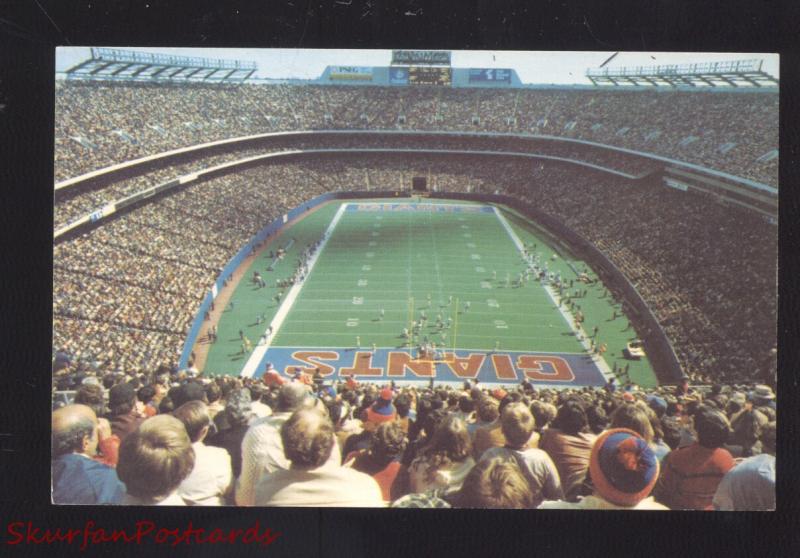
xmin=52 ymin=72 xmax=777 ymax=510
xmin=54 ymin=81 xmax=778 ymax=186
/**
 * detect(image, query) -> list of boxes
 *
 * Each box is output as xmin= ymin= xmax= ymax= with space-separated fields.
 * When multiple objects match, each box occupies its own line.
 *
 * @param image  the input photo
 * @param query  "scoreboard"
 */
xmin=409 ymin=66 xmax=451 ymax=86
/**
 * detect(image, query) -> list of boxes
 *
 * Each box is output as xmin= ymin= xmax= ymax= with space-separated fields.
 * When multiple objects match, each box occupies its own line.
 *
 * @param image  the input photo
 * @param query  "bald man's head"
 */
xmin=52 ymin=404 xmax=98 ymax=457
xmin=281 ymin=408 xmax=335 ymax=469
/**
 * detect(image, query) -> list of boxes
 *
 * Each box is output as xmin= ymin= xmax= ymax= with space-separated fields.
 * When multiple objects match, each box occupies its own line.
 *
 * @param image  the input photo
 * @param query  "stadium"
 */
xmin=52 ymin=48 xmax=778 ymax=510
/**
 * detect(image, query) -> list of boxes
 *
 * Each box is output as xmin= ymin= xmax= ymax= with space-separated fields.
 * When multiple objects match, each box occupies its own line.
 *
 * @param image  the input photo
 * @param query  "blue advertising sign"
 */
xmin=469 ymin=68 xmax=512 ymax=83
xmin=390 ymin=67 xmax=409 ymax=85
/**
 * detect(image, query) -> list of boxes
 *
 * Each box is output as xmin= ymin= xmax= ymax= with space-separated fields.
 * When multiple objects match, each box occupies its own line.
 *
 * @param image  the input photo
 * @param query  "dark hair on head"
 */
xmin=422 ymin=407 xmax=448 ymax=438
xmin=341 ymin=389 xmax=358 ymax=406
xmin=454 ymin=456 xmax=533 ymax=509
xmin=458 ymin=395 xmax=475 ymax=414
xmin=447 ymin=392 xmax=459 ymax=407
xmin=172 ymin=400 xmax=211 ymax=443
xmin=586 ymin=405 xmax=609 ymax=435
xmin=359 ymin=392 xmax=377 ymax=416
xmin=370 ymin=421 xmax=407 ymax=461
xmin=416 ymin=397 xmax=434 ymax=421
xmin=74 ymin=384 xmax=105 ymax=417
xmin=158 ymin=396 xmax=174 ymax=415
xmin=137 ymin=385 xmax=156 ymax=404
xmin=129 ymin=377 xmax=141 ymax=390
xmin=219 ymin=379 xmax=234 ymax=399
xmin=529 ymin=400 xmax=556 ymax=429
xmin=327 ymin=400 xmax=345 ymax=424
xmin=205 ymin=383 xmax=222 ymax=404
xmin=476 ymin=397 xmax=500 ymax=423
xmin=498 ymin=391 xmax=522 ymax=415
xmin=725 ymin=399 xmax=742 ymax=417
xmin=117 ymin=415 xmax=195 ymax=501
xmin=394 ymin=394 xmax=411 ymax=418
xmin=694 ymin=406 xmax=731 ymax=448
xmin=553 ymin=401 xmax=588 ymax=435
xmin=500 ymin=402 xmax=536 ymax=448
xmin=419 ymin=415 xmax=472 ymax=483
xmin=610 ymin=404 xmax=654 ymax=443
xmin=660 ymin=417 xmax=682 ymax=450
xmin=281 ymin=409 xmax=335 ymax=469
xmin=110 ymin=399 xmax=135 ymax=417
xmin=102 ymin=375 xmax=116 ymax=390
xmin=52 ymin=416 xmax=95 ymax=457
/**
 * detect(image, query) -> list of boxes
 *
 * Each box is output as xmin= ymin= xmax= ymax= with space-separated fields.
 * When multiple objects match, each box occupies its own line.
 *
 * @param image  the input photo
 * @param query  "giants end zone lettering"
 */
xmin=287 ymin=351 xmax=339 ymax=377
xmin=490 ymin=354 xmax=518 ymax=380
xmin=387 ymin=352 xmax=434 ymax=378
xmin=442 ymin=353 xmax=486 ymax=379
xmin=340 ymin=351 xmax=383 ymax=377
xmin=516 ymin=355 xmax=575 ymax=382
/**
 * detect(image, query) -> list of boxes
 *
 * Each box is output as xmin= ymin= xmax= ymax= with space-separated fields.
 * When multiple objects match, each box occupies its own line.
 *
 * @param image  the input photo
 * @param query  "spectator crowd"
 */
xmin=54 ymin=155 xmax=776 ymax=385
xmin=52 ymin=79 xmax=777 ymax=510
xmin=55 ymin=80 xmax=778 ymax=186
xmin=51 ymin=367 xmax=777 ymax=510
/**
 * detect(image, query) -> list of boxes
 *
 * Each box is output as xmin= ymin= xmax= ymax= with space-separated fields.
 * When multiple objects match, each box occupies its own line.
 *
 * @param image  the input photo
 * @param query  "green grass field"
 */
xmin=201 ymin=199 xmax=657 ymax=387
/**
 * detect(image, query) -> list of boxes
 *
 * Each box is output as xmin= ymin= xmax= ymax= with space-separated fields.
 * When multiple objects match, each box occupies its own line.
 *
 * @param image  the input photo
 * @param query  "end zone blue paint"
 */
xmin=347 ymin=203 xmax=494 ymax=214
xmin=250 ymin=347 xmax=607 ymax=387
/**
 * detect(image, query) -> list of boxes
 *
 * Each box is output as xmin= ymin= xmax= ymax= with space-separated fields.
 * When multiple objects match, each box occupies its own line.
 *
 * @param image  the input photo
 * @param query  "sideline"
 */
xmin=191 ymin=201 xmax=332 ymax=372
xmin=239 ymin=203 xmax=348 ymax=378
xmin=491 ymin=206 xmax=614 ymax=382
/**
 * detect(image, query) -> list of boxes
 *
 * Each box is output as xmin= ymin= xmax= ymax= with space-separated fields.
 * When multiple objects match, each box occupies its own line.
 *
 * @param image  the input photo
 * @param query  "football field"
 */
xmin=201 ymin=199 xmax=658 ymax=388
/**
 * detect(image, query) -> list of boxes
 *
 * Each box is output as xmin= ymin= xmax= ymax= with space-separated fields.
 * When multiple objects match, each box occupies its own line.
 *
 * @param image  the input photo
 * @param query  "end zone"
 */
xmin=250 ymin=347 xmax=608 ymax=387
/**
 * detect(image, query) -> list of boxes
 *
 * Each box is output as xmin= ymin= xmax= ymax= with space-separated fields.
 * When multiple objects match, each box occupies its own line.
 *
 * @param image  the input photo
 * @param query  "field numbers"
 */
xmin=366 ymin=252 xmax=375 ymax=258
xmin=371 ymin=231 xmax=380 ymax=237
xmin=481 ymin=281 xmax=492 ymax=289
xmin=346 ymin=318 xmax=359 ymax=327
xmin=475 ymin=266 xmax=486 ymax=273
xmin=368 ymin=241 xmax=377 ymax=246
xmin=362 ymin=265 xmax=372 ymax=271
xmin=463 ymin=233 xmax=472 ymax=238
xmin=487 ymin=299 xmax=499 ymax=308
xmin=352 ymin=297 xmax=364 ymax=305
xmin=357 ymin=279 xmax=368 ymax=287
xmin=467 ymin=242 xmax=476 ymax=248
xmin=494 ymin=320 xmax=508 ymax=329
xmin=471 ymin=254 xmax=481 ymax=260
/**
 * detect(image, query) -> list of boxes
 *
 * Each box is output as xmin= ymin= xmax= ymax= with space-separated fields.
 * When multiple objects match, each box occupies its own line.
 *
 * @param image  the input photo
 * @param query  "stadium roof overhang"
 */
xmin=65 ymin=48 xmax=257 ymax=84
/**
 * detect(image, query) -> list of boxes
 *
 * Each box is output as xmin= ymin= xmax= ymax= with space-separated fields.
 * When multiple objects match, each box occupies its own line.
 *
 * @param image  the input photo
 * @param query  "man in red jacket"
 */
xmin=654 ymin=405 xmax=735 ymax=510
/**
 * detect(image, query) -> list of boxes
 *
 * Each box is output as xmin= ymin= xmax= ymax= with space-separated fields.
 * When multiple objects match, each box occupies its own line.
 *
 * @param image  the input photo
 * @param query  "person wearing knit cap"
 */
xmin=539 ymin=429 xmax=666 ymax=510
xmin=365 ymin=388 xmax=397 ymax=426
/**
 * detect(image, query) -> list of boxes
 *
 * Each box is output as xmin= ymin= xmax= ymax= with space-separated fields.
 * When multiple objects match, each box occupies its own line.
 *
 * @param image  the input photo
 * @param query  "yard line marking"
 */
xmin=491 ymin=206 xmax=613 ymax=381
xmin=240 ymin=202 xmax=347 ymax=377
